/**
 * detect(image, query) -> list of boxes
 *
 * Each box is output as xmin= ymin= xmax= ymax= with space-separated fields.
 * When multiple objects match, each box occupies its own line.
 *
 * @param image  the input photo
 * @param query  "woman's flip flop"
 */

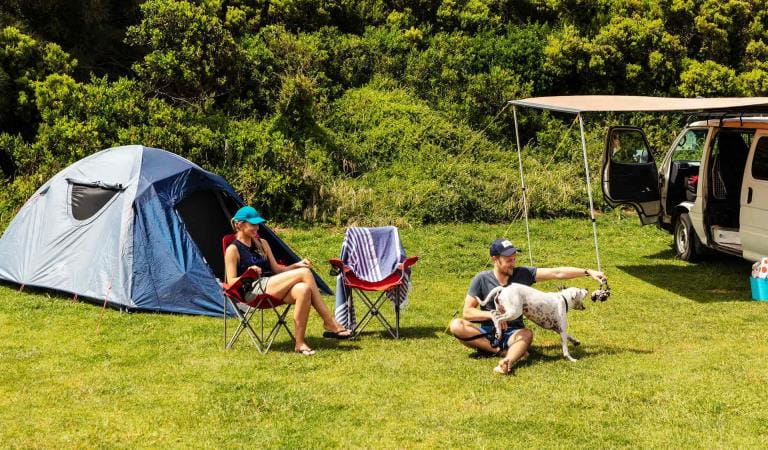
xmin=322 ymin=329 xmax=353 ymax=340
xmin=295 ymin=348 xmax=316 ymax=356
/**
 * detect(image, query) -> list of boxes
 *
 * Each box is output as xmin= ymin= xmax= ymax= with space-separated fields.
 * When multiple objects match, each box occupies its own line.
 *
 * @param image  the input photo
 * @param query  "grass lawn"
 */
xmin=1 ymin=216 xmax=767 ymax=448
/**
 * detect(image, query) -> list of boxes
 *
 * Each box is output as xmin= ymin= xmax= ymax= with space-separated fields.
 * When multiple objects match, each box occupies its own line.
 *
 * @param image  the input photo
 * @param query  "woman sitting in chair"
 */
xmin=224 ymin=206 xmax=352 ymax=355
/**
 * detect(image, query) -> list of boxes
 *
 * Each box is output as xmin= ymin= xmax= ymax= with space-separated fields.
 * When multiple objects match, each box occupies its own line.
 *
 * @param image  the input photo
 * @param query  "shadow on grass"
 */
xmin=617 ymin=256 xmax=753 ymax=303
xmin=469 ymin=343 xmax=653 ymax=365
xmin=643 ymin=248 xmax=676 ymax=259
xmin=266 ymin=339 xmax=363 ymax=353
xmin=353 ymin=325 xmax=443 ymax=340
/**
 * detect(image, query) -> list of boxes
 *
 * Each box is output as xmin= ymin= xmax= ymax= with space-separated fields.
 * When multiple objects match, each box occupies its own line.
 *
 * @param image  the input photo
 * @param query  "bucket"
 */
xmin=749 ymin=277 xmax=768 ymax=301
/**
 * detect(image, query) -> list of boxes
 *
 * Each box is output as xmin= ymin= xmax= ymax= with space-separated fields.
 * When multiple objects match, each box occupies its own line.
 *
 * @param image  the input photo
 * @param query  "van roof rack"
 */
xmin=685 ymin=111 xmax=768 ymax=127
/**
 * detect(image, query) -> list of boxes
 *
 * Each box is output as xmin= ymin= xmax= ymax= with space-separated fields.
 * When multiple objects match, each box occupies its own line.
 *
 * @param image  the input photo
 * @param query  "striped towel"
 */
xmin=334 ymin=226 xmax=412 ymax=330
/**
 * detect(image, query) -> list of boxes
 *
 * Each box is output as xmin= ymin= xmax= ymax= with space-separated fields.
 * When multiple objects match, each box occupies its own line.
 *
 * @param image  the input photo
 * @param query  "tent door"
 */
xmin=601 ymin=126 xmax=661 ymax=225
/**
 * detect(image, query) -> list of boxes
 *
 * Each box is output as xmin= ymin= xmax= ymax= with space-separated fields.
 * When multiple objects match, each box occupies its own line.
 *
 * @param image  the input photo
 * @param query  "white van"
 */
xmin=601 ymin=118 xmax=768 ymax=261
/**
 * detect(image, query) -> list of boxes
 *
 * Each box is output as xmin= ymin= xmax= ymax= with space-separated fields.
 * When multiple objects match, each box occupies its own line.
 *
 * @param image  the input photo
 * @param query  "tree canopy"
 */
xmin=1 ymin=0 xmax=766 ymax=227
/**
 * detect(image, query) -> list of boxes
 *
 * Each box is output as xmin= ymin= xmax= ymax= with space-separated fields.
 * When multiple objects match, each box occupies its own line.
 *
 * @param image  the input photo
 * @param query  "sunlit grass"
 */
xmin=1 ymin=217 xmax=767 ymax=447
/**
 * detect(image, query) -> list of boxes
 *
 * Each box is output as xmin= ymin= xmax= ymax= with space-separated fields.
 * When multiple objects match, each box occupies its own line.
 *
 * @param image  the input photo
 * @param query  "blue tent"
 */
xmin=0 ymin=145 xmax=331 ymax=316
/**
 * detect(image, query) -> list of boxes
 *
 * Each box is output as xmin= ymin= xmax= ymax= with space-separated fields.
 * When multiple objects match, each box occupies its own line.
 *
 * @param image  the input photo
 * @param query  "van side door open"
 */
xmin=601 ymin=126 xmax=661 ymax=224
xmin=740 ymin=132 xmax=768 ymax=260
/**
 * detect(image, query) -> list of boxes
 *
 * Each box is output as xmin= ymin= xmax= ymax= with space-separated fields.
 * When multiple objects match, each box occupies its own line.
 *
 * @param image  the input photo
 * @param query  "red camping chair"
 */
xmin=221 ymin=234 xmax=294 ymax=353
xmin=329 ymin=256 xmax=418 ymax=339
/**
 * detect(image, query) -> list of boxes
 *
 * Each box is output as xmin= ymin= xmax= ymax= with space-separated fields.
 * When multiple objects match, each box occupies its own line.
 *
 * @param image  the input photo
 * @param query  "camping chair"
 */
xmin=329 ymin=228 xmax=417 ymax=339
xmin=221 ymin=234 xmax=294 ymax=353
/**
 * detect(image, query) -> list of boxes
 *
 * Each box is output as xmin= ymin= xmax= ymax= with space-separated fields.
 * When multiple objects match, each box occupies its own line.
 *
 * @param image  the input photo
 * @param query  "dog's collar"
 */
xmin=561 ymin=294 xmax=569 ymax=312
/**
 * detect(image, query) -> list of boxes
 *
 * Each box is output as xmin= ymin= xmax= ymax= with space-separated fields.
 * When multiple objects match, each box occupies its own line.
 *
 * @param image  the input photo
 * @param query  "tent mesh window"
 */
xmin=69 ymin=181 xmax=121 ymax=220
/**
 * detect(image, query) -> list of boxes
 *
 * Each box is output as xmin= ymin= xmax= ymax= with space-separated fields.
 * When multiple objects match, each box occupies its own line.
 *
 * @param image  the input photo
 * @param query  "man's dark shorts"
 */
xmin=478 ymin=323 xmax=525 ymax=351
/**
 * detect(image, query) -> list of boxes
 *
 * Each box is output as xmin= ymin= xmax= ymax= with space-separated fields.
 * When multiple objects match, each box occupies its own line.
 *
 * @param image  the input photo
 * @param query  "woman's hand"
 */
xmin=248 ymin=265 xmax=263 ymax=277
xmin=292 ymin=259 xmax=312 ymax=269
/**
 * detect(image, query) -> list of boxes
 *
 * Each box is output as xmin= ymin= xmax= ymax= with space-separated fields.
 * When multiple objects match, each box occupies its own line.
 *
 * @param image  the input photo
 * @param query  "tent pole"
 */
xmin=577 ymin=113 xmax=602 ymax=272
xmin=513 ymin=105 xmax=534 ymax=266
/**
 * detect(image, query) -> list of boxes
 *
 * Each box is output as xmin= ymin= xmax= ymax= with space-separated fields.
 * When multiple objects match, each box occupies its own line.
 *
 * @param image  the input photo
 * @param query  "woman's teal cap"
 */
xmin=233 ymin=206 xmax=266 ymax=225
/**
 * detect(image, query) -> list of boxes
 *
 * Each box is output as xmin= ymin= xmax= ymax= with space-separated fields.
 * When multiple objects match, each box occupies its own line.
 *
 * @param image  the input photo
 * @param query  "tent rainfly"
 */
xmin=507 ymin=95 xmax=768 ymax=271
xmin=0 ymin=145 xmax=331 ymax=316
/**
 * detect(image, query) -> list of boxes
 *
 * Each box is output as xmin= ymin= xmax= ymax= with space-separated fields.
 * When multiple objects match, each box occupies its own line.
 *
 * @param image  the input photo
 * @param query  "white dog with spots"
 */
xmin=479 ymin=284 xmax=589 ymax=362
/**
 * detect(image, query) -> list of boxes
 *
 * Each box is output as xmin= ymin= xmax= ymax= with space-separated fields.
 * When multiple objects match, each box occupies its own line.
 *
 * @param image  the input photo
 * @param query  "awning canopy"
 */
xmin=509 ymin=96 xmax=768 ymax=114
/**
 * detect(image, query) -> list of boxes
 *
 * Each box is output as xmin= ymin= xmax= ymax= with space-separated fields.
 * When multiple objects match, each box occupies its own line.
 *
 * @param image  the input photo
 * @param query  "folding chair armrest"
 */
xmin=223 ymin=267 xmax=263 ymax=303
xmin=397 ymin=256 xmax=419 ymax=271
xmin=328 ymin=258 xmax=345 ymax=269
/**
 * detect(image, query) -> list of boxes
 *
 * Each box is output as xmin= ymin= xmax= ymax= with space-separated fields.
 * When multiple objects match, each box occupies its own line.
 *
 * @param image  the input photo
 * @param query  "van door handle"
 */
xmin=748 ymin=187 xmax=753 ymax=204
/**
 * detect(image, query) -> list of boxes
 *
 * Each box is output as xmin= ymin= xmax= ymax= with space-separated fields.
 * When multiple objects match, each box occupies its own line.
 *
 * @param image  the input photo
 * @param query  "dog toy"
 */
xmin=590 ymin=280 xmax=611 ymax=302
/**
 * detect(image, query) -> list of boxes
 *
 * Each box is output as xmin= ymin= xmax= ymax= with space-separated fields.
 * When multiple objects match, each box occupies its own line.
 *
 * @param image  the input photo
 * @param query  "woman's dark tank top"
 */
xmin=232 ymin=239 xmax=270 ymax=276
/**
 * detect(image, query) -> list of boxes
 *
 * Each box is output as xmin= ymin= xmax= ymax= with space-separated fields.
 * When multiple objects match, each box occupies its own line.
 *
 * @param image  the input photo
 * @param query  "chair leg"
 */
xmin=224 ymin=297 xmax=228 ymax=349
xmin=258 ymin=305 xmax=294 ymax=354
xmin=354 ymin=290 xmax=398 ymax=339
xmin=351 ymin=290 xmax=377 ymax=337
xmin=278 ymin=305 xmax=296 ymax=342
xmin=224 ymin=288 xmax=294 ymax=353
xmin=227 ymin=306 xmax=263 ymax=351
xmin=395 ymin=300 xmax=400 ymax=339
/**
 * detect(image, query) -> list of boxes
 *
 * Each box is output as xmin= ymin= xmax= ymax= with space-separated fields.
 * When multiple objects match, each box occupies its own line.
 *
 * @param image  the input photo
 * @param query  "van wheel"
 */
xmin=674 ymin=213 xmax=700 ymax=261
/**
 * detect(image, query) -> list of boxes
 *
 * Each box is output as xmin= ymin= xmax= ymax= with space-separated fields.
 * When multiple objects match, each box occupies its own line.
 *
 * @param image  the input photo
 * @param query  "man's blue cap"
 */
xmin=233 ymin=206 xmax=266 ymax=225
xmin=490 ymin=238 xmax=518 ymax=257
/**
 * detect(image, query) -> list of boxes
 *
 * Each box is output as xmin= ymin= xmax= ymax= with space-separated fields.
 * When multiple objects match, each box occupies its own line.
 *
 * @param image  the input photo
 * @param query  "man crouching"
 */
xmin=449 ymin=238 xmax=606 ymax=375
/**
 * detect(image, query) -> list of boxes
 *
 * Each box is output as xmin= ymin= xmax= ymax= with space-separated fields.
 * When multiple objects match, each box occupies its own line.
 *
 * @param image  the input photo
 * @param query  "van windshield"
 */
xmin=671 ymin=129 xmax=707 ymax=162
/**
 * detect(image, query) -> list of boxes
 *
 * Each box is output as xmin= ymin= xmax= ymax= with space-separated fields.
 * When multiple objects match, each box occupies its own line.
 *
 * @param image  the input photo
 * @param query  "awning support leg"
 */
xmin=577 ymin=113 xmax=602 ymax=272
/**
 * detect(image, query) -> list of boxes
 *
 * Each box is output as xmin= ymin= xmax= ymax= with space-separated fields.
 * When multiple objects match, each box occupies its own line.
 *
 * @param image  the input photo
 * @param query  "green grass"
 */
xmin=2 ymin=217 xmax=768 ymax=448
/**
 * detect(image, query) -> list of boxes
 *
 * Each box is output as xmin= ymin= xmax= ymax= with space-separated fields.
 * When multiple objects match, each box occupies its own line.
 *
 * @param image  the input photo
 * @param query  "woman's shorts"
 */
xmin=244 ymin=276 xmax=272 ymax=302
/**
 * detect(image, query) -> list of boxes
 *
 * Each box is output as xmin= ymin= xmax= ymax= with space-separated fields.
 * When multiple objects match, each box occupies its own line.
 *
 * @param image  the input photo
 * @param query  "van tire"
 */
xmin=674 ymin=213 xmax=701 ymax=261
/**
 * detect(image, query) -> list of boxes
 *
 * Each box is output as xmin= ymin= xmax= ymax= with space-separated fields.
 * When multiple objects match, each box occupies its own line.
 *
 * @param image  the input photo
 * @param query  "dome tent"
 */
xmin=0 ymin=145 xmax=331 ymax=315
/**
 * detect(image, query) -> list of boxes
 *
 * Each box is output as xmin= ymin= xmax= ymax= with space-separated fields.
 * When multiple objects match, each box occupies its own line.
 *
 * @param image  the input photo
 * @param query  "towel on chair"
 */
xmin=334 ymin=226 xmax=412 ymax=330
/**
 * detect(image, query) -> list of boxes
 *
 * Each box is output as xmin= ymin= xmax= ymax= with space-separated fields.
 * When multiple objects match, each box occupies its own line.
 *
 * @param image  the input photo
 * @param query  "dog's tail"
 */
xmin=479 ymin=286 xmax=504 ymax=307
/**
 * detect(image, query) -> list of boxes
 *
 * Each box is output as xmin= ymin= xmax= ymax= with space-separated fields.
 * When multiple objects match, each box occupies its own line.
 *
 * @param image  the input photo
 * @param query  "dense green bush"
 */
xmin=322 ymin=81 xmax=605 ymax=225
xmin=3 ymin=0 xmax=768 ymax=230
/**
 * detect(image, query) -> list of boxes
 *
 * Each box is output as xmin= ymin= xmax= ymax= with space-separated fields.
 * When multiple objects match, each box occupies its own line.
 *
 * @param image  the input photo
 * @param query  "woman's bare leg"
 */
xmin=283 ymin=282 xmax=312 ymax=352
xmin=266 ymin=268 xmax=348 ymax=333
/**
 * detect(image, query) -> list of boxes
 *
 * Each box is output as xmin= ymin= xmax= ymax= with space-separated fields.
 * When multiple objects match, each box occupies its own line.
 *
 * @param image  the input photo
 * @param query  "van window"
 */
xmin=671 ymin=129 xmax=707 ymax=162
xmin=752 ymin=136 xmax=768 ymax=181
xmin=709 ymin=129 xmax=753 ymax=200
xmin=711 ymin=129 xmax=753 ymax=158
xmin=610 ymin=129 xmax=650 ymax=164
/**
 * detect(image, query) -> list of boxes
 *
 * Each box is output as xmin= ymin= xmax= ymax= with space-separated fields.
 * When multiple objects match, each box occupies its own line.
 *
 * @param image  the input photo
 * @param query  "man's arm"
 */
xmin=535 ymin=267 xmax=606 ymax=283
xmin=462 ymin=295 xmax=496 ymax=322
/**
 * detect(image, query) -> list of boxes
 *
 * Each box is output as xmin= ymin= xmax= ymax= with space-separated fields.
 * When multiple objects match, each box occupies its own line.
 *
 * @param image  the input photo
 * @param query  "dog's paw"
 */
xmin=565 ymin=355 xmax=578 ymax=362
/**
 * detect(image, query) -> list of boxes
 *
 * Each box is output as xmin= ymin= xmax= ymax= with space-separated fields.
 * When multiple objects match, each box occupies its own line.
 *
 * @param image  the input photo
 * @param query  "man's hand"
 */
xmin=586 ymin=269 xmax=607 ymax=283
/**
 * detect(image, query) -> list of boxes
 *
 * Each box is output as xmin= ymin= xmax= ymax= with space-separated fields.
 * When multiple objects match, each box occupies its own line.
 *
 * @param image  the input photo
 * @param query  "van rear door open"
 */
xmin=601 ymin=126 xmax=662 ymax=224
xmin=741 ymin=132 xmax=768 ymax=260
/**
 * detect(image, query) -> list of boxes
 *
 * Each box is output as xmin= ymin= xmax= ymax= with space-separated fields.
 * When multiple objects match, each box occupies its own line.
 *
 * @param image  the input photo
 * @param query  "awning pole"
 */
xmin=577 ymin=113 xmax=602 ymax=272
xmin=513 ymin=105 xmax=534 ymax=266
